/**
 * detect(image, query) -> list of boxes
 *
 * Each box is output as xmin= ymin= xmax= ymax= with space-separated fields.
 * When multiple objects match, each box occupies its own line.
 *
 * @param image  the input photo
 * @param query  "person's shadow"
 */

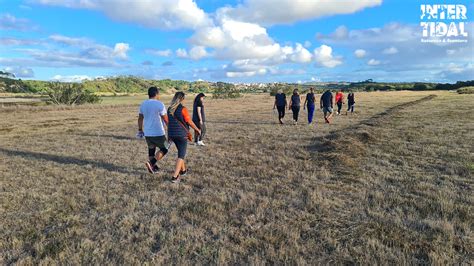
xmin=0 ymin=147 xmax=141 ymax=175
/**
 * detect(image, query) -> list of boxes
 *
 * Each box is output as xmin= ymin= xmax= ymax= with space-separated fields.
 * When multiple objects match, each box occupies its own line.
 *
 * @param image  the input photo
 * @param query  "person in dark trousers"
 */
xmin=288 ymin=89 xmax=301 ymax=125
xmin=192 ymin=93 xmax=206 ymax=146
xmin=335 ymin=89 xmax=344 ymax=115
xmin=138 ymin=87 xmax=169 ymax=174
xmin=273 ymin=89 xmax=287 ymax=124
xmin=320 ymin=89 xmax=334 ymax=124
xmin=346 ymin=91 xmax=355 ymax=115
xmin=303 ymin=87 xmax=316 ymax=125
xmin=167 ymin=92 xmax=201 ymax=183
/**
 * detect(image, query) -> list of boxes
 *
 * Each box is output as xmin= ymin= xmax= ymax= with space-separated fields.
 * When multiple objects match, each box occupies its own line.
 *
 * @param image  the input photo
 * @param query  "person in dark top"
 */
xmin=273 ymin=90 xmax=287 ymax=124
xmin=192 ymin=93 xmax=206 ymax=146
xmin=346 ymin=91 xmax=355 ymax=115
xmin=167 ymin=92 xmax=201 ymax=183
xmin=303 ymin=87 xmax=316 ymax=125
xmin=320 ymin=90 xmax=334 ymax=123
xmin=288 ymin=89 xmax=301 ymax=125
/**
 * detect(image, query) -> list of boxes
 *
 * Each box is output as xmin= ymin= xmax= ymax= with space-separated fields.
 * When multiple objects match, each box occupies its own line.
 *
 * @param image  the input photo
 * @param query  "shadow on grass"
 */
xmin=207 ymin=120 xmax=276 ymax=125
xmin=0 ymin=147 xmax=140 ymax=175
xmin=76 ymin=133 xmax=136 ymax=141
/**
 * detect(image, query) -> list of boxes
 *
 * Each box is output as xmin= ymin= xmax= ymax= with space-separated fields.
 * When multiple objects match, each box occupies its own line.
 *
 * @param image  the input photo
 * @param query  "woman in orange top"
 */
xmin=167 ymin=92 xmax=201 ymax=183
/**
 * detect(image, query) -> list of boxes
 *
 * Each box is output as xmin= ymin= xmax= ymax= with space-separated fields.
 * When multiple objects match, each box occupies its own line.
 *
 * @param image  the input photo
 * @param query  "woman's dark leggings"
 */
xmin=277 ymin=106 xmax=285 ymax=121
xmin=193 ymin=121 xmax=206 ymax=142
xmin=291 ymin=106 xmax=300 ymax=122
xmin=337 ymin=102 xmax=343 ymax=113
xmin=347 ymin=103 xmax=354 ymax=113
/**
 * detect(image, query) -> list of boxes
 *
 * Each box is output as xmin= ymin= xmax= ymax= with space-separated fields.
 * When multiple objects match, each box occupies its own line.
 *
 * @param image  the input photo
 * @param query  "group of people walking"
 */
xmin=137 ymin=86 xmax=355 ymax=181
xmin=273 ymin=88 xmax=355 ymax=125
xmin=137 ymin=87 xmax=206 ymax=183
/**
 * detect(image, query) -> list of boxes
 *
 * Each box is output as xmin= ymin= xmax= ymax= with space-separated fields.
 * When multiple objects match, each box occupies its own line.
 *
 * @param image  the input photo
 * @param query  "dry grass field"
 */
xmin=1 ymin=91 xmax=473 ymax=264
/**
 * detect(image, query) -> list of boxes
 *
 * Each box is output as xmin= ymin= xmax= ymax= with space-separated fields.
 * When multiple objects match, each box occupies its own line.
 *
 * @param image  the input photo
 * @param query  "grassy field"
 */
xmin=1 ymin=91 xmax=472 ymax=264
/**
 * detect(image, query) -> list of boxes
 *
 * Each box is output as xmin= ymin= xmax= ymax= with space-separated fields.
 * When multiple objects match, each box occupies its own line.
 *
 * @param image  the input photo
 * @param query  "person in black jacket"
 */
xmin=288 ymin=89 xmax=301 ymax=125
xmin=346 ymin=91 xmax=355 ymax=115
xmin=167 ymin=92 xmax=201 ymax=183
xmin=192 ymin=93 xmax=206 ymax=146
xmin=273 ymin=90 xmax=287 ymax=124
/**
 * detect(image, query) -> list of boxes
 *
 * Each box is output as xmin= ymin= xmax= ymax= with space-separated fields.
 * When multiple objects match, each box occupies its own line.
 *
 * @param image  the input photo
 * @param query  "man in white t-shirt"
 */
xmin=138 ymin=87 xmax=169 ymax=174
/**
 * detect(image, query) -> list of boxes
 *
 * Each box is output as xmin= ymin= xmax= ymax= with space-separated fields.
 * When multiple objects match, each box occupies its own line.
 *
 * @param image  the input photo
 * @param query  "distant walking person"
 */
xmin=138 ymin=87 xmax=169 ymax=174
xmin=335 ymin=89 xmax=344 ymax=115
xmin=289 ymin=89 xmax=301 ymax=125
xmin=320 ymin=90 xmax=334 ymax=124
xmin=303 ymin=87 xmax=316 ymax=125
xmin=167 ymin=92 xmax=201 ymax=183
xmin=273 ymin=90 xmax=287 ymax=124
xmin=347 ymin=91 xmax=355 ymax=114
xmin=192 ymin=93 xmax=206 ymax=146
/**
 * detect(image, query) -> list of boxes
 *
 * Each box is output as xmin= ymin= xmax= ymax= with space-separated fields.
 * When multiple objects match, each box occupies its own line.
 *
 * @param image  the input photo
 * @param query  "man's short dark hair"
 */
xmin=148 ymin=87 xmax=159 ymax=98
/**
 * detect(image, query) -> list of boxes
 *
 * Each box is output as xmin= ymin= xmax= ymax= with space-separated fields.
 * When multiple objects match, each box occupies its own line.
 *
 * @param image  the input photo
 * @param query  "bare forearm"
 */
xmin=138 ymin=117 xmax=144 ymax=130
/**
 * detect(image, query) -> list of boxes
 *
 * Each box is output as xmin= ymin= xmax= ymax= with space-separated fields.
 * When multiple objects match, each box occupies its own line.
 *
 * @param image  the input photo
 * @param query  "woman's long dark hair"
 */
xmin=293 ymin=89 xmax=299 ymax=96
xmin=194 ymin=93 xmax=205 ymax=106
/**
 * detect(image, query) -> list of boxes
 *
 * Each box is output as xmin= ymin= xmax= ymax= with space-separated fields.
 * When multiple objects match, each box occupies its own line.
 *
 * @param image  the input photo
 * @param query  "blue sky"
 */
xmin=0 ymin=0 xmax=473 ymax=83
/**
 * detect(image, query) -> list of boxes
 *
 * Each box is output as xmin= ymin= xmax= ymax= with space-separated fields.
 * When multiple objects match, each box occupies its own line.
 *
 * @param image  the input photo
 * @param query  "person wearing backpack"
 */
xmin=167 ymin=92 xmax=201 ymax=183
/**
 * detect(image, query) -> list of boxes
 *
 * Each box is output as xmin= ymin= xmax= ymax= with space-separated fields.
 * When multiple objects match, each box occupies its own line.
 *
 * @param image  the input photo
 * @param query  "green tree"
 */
xmin=47 ymin=82 xmax=101 ymax=105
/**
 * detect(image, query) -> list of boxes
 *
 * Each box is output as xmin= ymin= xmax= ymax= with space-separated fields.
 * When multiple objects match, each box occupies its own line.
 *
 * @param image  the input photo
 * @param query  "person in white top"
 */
xmin=138 ymin=87 xmax=169 ymax=174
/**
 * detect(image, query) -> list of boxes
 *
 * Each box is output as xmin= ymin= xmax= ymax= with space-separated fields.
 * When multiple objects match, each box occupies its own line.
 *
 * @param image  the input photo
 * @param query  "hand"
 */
xmin=136 ymin=130 xmax=144 ymax=139
xmin=199 ymin=120 xmax=203 ymax=126
xmin=196 ymin=129 xmax=201 ymax=135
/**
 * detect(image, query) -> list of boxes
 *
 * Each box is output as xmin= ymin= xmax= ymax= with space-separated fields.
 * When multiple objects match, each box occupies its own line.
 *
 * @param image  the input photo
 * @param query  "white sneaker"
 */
xmin=197 ymin=141 xmax=205 ymax=146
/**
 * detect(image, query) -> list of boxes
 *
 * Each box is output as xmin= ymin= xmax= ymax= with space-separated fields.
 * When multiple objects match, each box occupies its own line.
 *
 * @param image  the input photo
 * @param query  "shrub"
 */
xmin=457 ymin=86 xmax=474 ymax=94
xmin=47 ymin=82 xmax=101 ymax=105
xmin=212 ymin=82 xmax=242 ymax=99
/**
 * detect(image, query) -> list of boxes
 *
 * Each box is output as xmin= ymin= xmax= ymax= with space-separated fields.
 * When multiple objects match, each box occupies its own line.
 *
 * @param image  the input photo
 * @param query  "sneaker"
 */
xmin=171 ymin=176 xmax=180 ymax=183
xmin=180 ymin=169 xmax=188 ymax=176
xmin=145 ymin=161 xmax=155 ymax=174
xmin=197 ymin=141 xmax=205 ymax=146
xmin=152 ymin=165 xmax=160 ymax=173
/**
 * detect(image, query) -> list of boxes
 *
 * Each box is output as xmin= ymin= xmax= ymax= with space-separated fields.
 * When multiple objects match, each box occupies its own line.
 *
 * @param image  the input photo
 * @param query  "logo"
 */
xmin=420 ymin=4 xmax=468 ymax=43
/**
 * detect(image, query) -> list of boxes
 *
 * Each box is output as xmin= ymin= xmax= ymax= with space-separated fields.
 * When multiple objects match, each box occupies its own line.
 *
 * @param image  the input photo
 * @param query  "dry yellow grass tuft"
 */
xmin=1 ymin=91 xmax=472 ymax=264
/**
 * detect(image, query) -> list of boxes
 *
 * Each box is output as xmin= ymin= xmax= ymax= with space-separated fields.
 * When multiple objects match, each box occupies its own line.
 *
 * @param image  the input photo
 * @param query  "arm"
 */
xmin=288 ymin=98 xmax=292 ymax=110
xmin=182 ymin=107 xmax=201 ymax=134
xmin=197 ymin=106 xmax=203 ymax=124
xmin=303 ymin=97 xmax=307 ymax=109
xmin=320 ymin=96 xmax=323 ymax=109
xmin=138 ymin=114 xmax=144 ymax=131
xmin=273 ymin=97 xmax=276 ymax=109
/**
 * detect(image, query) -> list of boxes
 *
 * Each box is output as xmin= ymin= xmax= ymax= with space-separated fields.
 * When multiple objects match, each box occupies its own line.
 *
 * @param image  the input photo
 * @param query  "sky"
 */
xmin=0 ymin=0 xmax=473 ymax=83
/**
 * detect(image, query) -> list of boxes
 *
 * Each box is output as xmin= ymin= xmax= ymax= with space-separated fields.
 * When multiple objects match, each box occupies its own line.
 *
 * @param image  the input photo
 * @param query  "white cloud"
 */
xmin=367 ymin=59 xmax=381 ymax=65
xmin=146 ymin=49 xmax=172 ymax=57
xmin=51 ymin=74 xmax=93 ymax=82
xmin=176 ymin=48 xmax=188 ymax=58
xmin=188 ymin=46 xmax=208 ymax=60
xmin=382 ymin=46 xmax=398 ymax=54
xmin=354 ymin=49 xmax=367 ymax=58
xmin=113 ymin=43 xmax=129 ymax=59
xmin=3 ymin=66 xmax=35 ymax=78
xmin=217 ymin=0 xmax=382 ymax=26
xmin=313 ymin=45 xmax=342 ymax=68
xmin=289 ymin=43 xmax=313 ymax=63
xmin=32 ymin=0 xmax=211 ymax=30
xmin=0 ymin=13 xmax=37 ymax=31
